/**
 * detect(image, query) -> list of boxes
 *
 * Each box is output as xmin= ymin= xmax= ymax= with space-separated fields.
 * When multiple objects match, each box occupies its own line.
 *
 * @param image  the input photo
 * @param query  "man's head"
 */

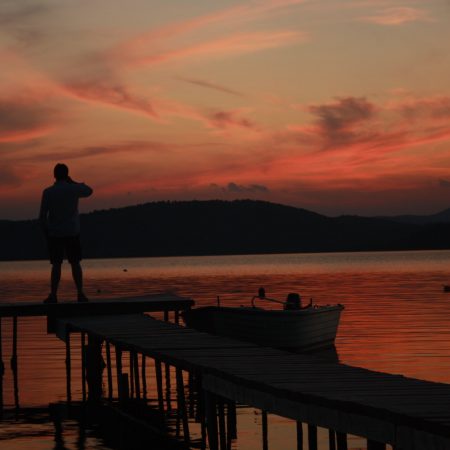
xmin=54 ymin=163 xmax=69 ymax=181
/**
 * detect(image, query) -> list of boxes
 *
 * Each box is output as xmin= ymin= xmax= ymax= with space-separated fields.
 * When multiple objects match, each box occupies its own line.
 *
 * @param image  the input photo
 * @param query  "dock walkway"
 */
xmin=57 ymin=313 xmax=450 ymax=450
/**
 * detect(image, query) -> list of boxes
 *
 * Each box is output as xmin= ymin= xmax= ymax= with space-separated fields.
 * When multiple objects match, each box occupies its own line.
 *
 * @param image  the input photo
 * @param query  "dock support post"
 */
xmin=141 ymin=354 xmax=147 ymax=400
xmin=218 ymin=397 xmax=227 ymax=450
xmin=328 ymin=429 xmax=336 ymax=450
xmin=174 ymin=310 xmax=180 ymax=325
xmin=65 ymin=331 xmax=71 ymax=403
xmin=11 ymin=316 xmax=19 ymax=409
xmin=367 ymin=440 xmax=386 ymax=450
xmin=105 ymin=342 xmax=113 ymax=400
xmin=133 ymin=352 xmax=140 ymax=400
xmin=262 ymin=410 xmax=268 ymax=450
xmin=308 ymin=424 xmax=317 ymax=450
xmin=164 ymin=310 xmax=169 ymax=322
xmin=296 ymin=421 xmax=303 ymax=450
xmin=0 ymin=317 xmax=4 ymax=417
xmin=129 ymin=351 xmax=135 ymax=398
xmin=205 ymin=391 xmax=219 ymax=450
xmin=188 ymin=371 xmax=195 ymax=418
xmin=336 ymin=432 xmax=348 ymax=450
xmin=115 ymin=346 xmax=123 ymax=401
xmin=81 ymin=332 xmax=86 ymax=402
xmin=155 ymin=360 xmax=164 ymax=412
xmin=165 ymin=363 xmax=172 ymax=411
xmin=176 ymin=368 xmax=190 ymax=442
xmin=86 ymin=334 xmax=103 ymax=402
xmin=227 ymin=400 xmax=237 ymax=440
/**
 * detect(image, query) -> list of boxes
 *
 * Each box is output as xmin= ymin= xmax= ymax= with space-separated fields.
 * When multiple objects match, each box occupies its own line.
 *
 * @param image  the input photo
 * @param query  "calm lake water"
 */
xmin=1 ymin=250 xmax=450 ymax=449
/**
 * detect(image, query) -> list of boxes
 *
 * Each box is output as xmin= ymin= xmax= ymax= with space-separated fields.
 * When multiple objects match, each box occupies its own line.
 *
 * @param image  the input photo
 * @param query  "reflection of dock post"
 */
xmin=65 ymin=330 xmax=71 ymax=403
xmin=262 ymin=410 xmax=268 ymax=450
xmin=308 ymin=424 xmax=317 ymax=450
xmin=205 ymin=390 xmax=219 ymax=450
xmin=336 ymin=432 xmax=348 ymax=450
xmin=296 ymin=421 xmax=303 ymax=450
xmin=129 ymin=351 xmax=135 ymax=398
xmin=11 ymin=316 xmax=19 ymax=409
xmin=85 ymin=334 xmax=103 ymax=402
xmin=367 ymin=440 xmax=386 ymax=450
xmin=329 ymin=429 xmax=336 ymax=450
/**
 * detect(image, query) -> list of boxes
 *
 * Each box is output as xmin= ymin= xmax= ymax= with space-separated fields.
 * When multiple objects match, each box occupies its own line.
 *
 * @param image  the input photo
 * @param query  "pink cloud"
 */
xmin=62 ymin=79 xmax=158 ymax=119
xmin=359 ymin=7 xmax=429 ymax=25
xmin=125 ymin=31 xmax=307 ymax=68
xmin=0 ymin=97 xmax=59 ymax=142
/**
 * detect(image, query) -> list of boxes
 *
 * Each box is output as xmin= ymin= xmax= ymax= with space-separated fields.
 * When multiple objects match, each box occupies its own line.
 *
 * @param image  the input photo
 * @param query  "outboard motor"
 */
xmin=284 ymin=292 xmax=301 ymax=310
xmin=258 ymin=287 xmax=266 ymax=299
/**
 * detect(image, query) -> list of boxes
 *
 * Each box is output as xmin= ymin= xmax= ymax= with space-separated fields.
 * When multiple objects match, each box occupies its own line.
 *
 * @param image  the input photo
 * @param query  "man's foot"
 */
xmin=77 ymin=293 xmax=89 ymax=303
xmin=43 ymin=294 xmax=57 ymax=304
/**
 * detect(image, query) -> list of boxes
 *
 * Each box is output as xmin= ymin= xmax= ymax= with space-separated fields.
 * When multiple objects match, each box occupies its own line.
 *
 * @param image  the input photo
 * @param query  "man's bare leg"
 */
xmin=71 ymin=261 xmax=88 ymax=301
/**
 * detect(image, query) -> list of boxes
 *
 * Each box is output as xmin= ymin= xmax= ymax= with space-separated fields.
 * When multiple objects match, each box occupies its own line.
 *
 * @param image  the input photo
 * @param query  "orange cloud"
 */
xmin=0 ymin=97 xmax=59 ymax=142
xmin=359 ymin=7 xmax=429 ymax=25
xmin=125 ymin=31 xmax=307 ymax=68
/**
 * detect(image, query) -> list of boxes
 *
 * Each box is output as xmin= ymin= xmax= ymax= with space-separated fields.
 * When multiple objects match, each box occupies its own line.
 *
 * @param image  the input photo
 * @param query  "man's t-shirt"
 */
xmin=39 ymin=181 xmax=93 ymax=237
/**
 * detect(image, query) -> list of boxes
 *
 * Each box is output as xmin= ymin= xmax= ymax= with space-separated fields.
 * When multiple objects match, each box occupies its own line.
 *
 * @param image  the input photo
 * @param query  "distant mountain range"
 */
xmin=377 ymin=208 xmax=450 ymax=225
xmin=1 ymin=200 xmax=450 ymax=261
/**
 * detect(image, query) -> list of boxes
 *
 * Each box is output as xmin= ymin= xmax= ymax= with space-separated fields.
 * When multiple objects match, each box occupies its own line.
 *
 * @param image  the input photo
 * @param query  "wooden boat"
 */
xmin=183 ymin=291 xmax=344 ymax=351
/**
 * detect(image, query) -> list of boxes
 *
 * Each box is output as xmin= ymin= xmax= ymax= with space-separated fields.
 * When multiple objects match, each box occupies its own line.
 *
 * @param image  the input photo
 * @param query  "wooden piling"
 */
xmin=308 ymin=424 xmax=317 ymax=450
xmin=129 ymin=351 xmax=135 ymax=398
xmin=11 ymin=316 xmax=19 ymax=409
xmin=174 ymin=310 xmax=180 ymax=325
xmin=165 ymin=363 xmax=172 ymax=411
xmin=115 ymin=346 xmax=123 ymax=402
xmin=367 ymin=440 xmax=386 ymax=450
xmin=205 ymin=391 xmax=219 ymax=450
xmin=65 ymin=331 xmax=71 ymax=403
xmin=188 ymin=371 xmax=195 ymax=418
xmin=141 ymin=354 xmax=147 ymax=400
xmin=329 ymin=429 xmax=336 ymax=450
xmin=227 ymin=400 xmax=237 ymax=440
xmin=155 ymin=359 xmax=164 ymax=412
xmin=176 ymin=368 xmax=190 ymax=442
xmin=336 ymin=432 xmax=348 ymax=450
xmin=296 ymin=421 xmax=303 ymax=450
xmin=85 ymin=334 xmax=103 ymax=402
xmin=120 ymin=373 xmax=130 ymax=401
xmin=218 ymin=397 xmax=227 ymax=450
xmin=105 ymin=341 xmax=113 ymax=400
xmin=0 ymin=317 xmax=3 ymax=416
xmin=164 ymin=310 xmax=169 ymax=322
xmin=81 ymin=332 xmax=86 ymax=402
xmin=262 ymin=410 xmax=268 ymax=450
xmin=133 ymin=352 xmax=140 ymax=400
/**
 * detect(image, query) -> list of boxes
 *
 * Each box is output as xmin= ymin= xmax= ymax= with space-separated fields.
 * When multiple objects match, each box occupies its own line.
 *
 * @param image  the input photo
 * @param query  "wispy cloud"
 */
xmin=359 ymin=7 xmax=429 ymax=25
xmin=0 ymin=97 xmax=59 ymax=142
xmin=62 ymin=79 xmax=159 ymax=119
xmin=176 ymin=76 xmax=244 ymax=97
xmin=125 ymin=31 xmax=307 ymax=68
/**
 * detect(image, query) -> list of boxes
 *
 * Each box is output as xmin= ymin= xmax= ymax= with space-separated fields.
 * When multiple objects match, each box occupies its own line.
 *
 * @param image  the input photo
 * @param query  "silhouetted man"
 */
xmin=39 ymin=163 xmax=93 ymax=303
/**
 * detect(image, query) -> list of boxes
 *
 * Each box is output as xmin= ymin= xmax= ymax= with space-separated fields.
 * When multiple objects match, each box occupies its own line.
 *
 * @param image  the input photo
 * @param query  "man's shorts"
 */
xmin=47 ymin=235 xmax=82 ymax=264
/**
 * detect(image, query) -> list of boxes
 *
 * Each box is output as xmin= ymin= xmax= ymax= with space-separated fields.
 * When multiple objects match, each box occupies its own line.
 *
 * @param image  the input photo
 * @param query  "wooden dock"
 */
xmin=0 ymin=293 xmax=194 ymax=317
xmin=55 ymin=313 xmax=450 ymax=450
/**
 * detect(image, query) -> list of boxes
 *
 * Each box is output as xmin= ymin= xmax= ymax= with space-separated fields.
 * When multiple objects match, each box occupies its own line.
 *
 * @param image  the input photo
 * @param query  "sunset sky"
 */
xmin=1 ymin=0 xmax=450 ymax=219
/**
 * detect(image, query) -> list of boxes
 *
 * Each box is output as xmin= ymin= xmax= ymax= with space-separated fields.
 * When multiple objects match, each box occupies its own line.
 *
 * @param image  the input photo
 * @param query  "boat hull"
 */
xmin=183 ymin=305 xmax=343 ymax=351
